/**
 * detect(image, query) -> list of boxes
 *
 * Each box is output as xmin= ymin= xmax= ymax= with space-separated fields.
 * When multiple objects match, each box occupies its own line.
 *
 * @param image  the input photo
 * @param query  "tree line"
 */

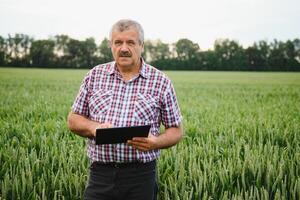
xmin=0 ymin=34 xmax=300 ymax=71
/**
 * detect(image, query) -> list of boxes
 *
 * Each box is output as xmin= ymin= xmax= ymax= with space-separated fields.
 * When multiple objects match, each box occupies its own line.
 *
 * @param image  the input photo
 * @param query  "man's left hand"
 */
xmin=127 ymin=134 xmax=158 ymax=151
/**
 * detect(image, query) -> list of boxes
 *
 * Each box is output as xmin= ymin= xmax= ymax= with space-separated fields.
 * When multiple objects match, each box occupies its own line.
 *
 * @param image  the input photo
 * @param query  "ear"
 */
xmin=141 ymin=42 xmax=144 ymax=53
xmin=108 ymin=40 xmax=112 ymax=48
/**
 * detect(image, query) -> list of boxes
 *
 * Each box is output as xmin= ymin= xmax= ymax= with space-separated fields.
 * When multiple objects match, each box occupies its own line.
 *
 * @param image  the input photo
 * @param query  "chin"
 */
xmin=117 ymin=59 xmax=133 ymax=66
xmin=117 ymin=61 xmax=133 ymax=68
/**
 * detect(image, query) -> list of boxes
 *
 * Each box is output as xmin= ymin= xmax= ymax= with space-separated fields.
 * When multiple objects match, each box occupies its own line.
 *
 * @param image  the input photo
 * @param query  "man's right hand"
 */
xmin=91 ymin=122 xmax=113 ymax=137
xmin=67 ymin=112 xmax=112 ymax=138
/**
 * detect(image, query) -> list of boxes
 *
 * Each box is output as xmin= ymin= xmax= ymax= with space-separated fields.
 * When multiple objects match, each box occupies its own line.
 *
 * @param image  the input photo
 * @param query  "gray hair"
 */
xmin=109 ymin=19 xmax=144 ymax=44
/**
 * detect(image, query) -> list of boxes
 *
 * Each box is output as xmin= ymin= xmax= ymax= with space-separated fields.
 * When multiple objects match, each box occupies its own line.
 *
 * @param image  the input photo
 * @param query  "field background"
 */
xmin=0 ymin=68 xmax=300 ymax=200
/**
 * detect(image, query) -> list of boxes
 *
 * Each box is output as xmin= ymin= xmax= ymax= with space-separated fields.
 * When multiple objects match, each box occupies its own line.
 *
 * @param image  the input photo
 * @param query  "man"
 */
xmin=67 ymin=19 xmax=183 ymax=200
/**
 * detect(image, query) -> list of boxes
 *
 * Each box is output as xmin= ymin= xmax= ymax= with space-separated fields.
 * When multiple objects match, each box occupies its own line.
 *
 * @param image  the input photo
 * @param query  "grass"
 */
xmin=0 ymin=68 xmax=300 ymax=199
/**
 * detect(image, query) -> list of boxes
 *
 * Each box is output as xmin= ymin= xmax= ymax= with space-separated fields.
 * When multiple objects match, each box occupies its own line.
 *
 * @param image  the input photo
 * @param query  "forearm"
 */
xmin=156 ymin=125 xmax=184 ymax=149
xmin=127 ymin=124 xmax=183 ymax=151
xmin=67 ymin=112 xmax=100 ymax=138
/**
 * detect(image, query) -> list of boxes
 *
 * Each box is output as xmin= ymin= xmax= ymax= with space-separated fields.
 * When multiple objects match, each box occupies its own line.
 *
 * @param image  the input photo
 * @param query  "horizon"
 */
xmin=1 ymin=0 xmax=300 ymax=50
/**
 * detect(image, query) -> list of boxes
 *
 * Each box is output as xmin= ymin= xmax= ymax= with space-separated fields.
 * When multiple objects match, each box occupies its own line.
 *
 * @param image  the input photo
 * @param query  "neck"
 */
xmin=117 ymin=59 xmax=141 ymax=81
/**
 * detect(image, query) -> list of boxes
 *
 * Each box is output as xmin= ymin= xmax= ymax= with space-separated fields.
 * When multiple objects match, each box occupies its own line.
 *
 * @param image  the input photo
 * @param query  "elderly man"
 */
xmin=67 ymin=19 xmax=183 ymax=200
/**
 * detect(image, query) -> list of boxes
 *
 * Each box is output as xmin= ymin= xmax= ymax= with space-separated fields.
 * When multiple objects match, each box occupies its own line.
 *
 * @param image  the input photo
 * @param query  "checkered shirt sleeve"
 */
xmin=71 ymin=72 xmax=90 ymax=116
xmin=161 ymin=82 xmax=182 ymax=128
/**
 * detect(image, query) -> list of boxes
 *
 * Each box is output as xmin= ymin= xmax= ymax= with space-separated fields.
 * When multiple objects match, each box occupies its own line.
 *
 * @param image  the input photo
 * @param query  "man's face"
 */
xmin=110 ymin=28 xmax=144 ymax=69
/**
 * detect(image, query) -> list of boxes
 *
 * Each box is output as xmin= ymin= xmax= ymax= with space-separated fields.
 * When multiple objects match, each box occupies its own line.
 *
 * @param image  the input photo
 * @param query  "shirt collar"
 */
xmin=107 ymin=58 xmax=149 ymax=79
xmin=107 ymin=62 xmax=115 ymax=75
xmin=139 ymin=58 xmax=149 ymax=79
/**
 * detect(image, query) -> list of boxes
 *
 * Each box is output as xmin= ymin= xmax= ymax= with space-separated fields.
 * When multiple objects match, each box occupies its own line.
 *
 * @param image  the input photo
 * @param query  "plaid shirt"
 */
xmin=72 ymin=59 xmax=182 ymax=163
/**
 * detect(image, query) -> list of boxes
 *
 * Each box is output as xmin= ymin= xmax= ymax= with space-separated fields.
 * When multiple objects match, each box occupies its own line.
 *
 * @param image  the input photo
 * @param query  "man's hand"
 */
xmin=67 ymin=112 xmax=112 ymax=138
xmin=91 ymin=122 xmax=113 ymax=137
xmin=127 ymin=125 xmax=183 ymax=151
xmin=127 ymin=134 xmax=158 ymax=151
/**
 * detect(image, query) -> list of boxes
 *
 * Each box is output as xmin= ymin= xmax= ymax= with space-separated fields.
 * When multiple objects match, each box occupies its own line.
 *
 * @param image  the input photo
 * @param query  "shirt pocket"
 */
xmin=89 ymin=90 xmax=113 ymax=118
xmin=134 ymin=93 xmax=159 ymax=125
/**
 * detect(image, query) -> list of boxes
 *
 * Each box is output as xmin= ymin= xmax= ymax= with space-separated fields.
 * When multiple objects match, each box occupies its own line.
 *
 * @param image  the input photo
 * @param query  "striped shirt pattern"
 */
xmin=72 ymin=59 xmax=182 ymax=163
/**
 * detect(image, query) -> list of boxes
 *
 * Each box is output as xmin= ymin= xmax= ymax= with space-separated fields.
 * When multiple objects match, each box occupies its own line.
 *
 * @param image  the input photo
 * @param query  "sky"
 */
xmin=1 ymin=0 xmax=300 ymax=50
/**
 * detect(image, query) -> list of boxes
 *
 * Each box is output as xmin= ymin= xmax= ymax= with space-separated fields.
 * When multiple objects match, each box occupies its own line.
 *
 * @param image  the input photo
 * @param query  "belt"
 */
xmin=91 ymin=160 xmax=156 ymax=169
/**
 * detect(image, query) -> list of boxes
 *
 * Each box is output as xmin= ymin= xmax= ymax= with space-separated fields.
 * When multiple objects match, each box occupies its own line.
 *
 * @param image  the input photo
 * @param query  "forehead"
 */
xmin=111 ymin=28 xmax=139 ymax=41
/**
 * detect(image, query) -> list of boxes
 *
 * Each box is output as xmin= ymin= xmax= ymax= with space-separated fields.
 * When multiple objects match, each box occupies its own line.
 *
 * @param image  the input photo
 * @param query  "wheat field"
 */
xmin=0 ymin=68 xmax=300 ymax=199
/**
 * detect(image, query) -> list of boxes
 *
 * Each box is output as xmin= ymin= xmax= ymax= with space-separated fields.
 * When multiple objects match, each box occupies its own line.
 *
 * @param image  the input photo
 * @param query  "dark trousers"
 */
xmin=83 ymin=160 xmax=158 ymax=200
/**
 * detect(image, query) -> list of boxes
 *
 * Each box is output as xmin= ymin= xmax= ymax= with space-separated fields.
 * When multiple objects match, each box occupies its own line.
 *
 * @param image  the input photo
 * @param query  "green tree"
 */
xmin=65 ymin=38 xmax=98 ymax=68
xmin=30 ymin=40 xmax=55 ymax=67
xmin=0 ymin=36 xmax=6 ymax=65
xmin=173 ymin=39 xmax=201 ymax=70
xmin=201 ymin=50 xmax=217 ymax=70
xmin=245 ymin=41 xmax=270 ymax=71
xmin=283 ymin=39 xmax=300 ymax=70
xmin=268 ymin=39 xmax=300 ymax=71
xmin=6 ymin=34 xmax=32 ymax=67
xmin=214 ymin=39 xmax=247 ymax=70
xmin=175 ymin=38 xmax=200 ymax=61
xmin=144 ymin=40 xmax=170 ymax=63
xmin=269 ymin=39 xmax=289 ymax=71
xmin=53 ymin=35 xmax=71 ymax=67
xmin=292 ymin=39 xmax=300 ymax=70
xmin=66 ymin=38 xmax=83 ymax=67
xmin=99 ymin=38 xmax=113 ymax=63
xmin=82 ymin=37 xmax=98 ymax=67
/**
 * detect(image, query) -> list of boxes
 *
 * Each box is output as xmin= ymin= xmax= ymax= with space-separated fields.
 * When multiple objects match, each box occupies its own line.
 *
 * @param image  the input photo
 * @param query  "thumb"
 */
xmin=99 ymin=122 xmax=113 ymax=128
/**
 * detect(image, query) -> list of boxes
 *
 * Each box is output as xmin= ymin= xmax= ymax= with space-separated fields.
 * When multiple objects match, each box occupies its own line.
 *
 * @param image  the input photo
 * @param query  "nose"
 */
xmin=120 ymin=43 xmax=129 ymax=51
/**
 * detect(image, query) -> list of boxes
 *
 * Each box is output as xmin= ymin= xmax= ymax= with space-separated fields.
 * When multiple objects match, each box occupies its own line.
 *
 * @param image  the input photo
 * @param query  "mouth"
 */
xmin=119 ymin=52 xmax=132 ymax=57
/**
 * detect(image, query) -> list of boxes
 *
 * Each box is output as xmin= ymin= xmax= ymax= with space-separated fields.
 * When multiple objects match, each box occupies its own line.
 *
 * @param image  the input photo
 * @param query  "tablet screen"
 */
xmin=96 ymin=125 xmax=151 ymax=145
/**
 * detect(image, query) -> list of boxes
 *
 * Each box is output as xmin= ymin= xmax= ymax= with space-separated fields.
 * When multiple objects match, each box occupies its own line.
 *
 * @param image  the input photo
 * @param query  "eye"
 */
xmin=114 ymin=40 xmax=122 ymax=46
xmin=127 ymin=40 xmax=135 ymax=46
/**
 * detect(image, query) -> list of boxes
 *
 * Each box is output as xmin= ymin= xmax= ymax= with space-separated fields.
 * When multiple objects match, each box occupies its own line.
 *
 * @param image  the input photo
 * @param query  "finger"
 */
xmin=128 ymin=140 xmax=146 ymax=149
xmin=99 ymin=123 xmax=113 ymax=128
xmin=128 ymin=141 xmax=150 ymax=149
xmin=128 ymin=140 xmax=145 ymax=146
xmin=132 ymin=137 xmax=148 ymax=143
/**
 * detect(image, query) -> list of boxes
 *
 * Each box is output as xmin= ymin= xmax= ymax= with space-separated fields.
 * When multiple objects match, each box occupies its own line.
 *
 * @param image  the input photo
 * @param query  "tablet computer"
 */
xmin=96 ymin=125 xmax=151 ymax=145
